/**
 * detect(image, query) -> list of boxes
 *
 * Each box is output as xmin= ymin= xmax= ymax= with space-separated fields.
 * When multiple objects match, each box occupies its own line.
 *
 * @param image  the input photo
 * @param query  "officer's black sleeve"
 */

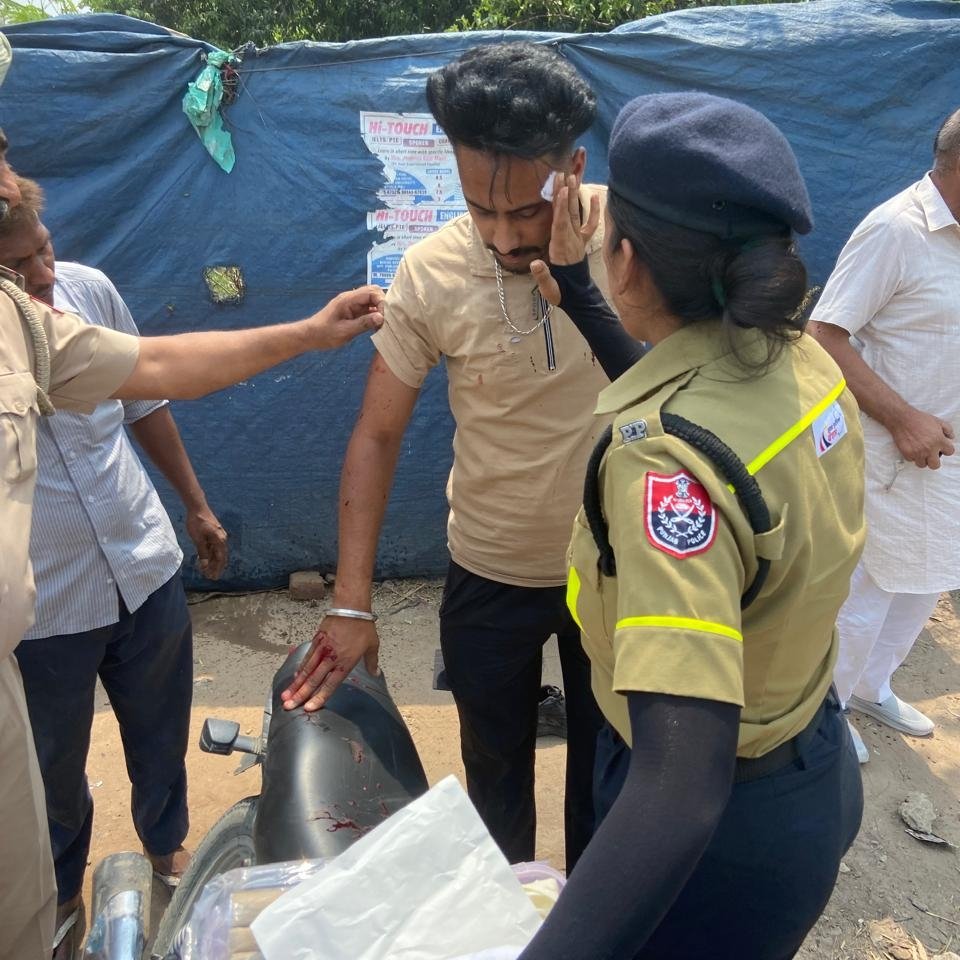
xmin=517 ymin=691 xmax=740 ymax=960
xmin=552 ymin=258 xmax=646 ymax=380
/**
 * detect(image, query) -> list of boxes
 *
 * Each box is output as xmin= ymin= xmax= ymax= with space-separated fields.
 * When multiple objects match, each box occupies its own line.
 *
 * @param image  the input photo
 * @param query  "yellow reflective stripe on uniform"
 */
xmin=744 ymin=378 xmax=846 ymax=476
xmin=615 ymin=616 xmax=743 ymax=643
xmin=726 ymin=378 xmax=847 ymax=491
xmin=566 ymin=567 xmax=584 ymax=629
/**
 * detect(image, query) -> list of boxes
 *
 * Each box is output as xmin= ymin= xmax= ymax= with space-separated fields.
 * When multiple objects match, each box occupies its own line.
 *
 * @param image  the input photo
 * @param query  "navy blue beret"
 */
xmin=608 ymin=92 xmax=813 ymax=238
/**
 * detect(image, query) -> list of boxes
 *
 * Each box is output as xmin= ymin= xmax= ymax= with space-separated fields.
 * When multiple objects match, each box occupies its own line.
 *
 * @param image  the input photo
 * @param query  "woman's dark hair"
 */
xmin=607 ymin=187 xmax=809 ymax=369
xmin=426 ymin=43 xmax=596 ymax=160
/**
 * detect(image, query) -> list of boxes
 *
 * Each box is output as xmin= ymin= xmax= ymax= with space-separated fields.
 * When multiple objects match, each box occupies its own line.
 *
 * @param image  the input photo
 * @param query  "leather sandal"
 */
xmin=51 ymin=901 xmax=85 ymax=960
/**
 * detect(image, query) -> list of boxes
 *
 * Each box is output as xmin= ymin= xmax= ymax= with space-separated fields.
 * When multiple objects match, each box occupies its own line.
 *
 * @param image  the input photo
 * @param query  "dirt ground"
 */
xmin=82 ymin=580 xmax=959 ymax=957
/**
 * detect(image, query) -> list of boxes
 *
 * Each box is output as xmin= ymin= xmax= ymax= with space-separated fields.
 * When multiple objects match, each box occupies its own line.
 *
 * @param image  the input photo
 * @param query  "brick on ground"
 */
xmin=288 ymin=570 xmax=327 ymax=601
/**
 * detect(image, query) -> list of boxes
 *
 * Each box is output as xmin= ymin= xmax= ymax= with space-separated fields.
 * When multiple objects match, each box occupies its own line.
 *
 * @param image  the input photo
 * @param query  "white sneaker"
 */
xmin=846 ymin=719 xmax=869 ymax=764
xmin=848 ymin=693 xmax=934 ymax=736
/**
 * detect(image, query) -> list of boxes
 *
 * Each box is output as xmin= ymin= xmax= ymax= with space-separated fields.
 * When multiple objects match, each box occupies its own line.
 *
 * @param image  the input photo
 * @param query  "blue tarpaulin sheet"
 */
xmin=2 ymin=1 xmax=958 ymax=587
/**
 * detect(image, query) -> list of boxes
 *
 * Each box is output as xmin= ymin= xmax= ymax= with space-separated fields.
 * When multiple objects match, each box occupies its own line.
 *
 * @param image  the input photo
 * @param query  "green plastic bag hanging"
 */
xmin=183 ymin=50 xmax=236 ymax=173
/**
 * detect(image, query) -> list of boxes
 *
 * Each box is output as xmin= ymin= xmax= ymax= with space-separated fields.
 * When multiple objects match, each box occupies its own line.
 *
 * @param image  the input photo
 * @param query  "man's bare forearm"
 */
xmin=114 ymin=322 xmax=313 ymax=401
xmin=129 ymin=407 xmax=208 ymax=513
xmin=809 ymin=321 xmax=909 ymax=429
xmin=810 ymin=319 xmax=955 ymax=468
xmin=281 ymin=354 xmax=418 ymax=710
xmin=112 ymin=285 xmax=385 ymax=402
xmin=332 ymin=430 xmax=405 ymax=610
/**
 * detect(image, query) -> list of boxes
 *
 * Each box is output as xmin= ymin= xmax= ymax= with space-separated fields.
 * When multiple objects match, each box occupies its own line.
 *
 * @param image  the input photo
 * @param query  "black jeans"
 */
xmin=439 ymin=559 xmax=603 ymax=871
xmin=16 ymin=573 xmax=193 ymax=902
xmin=594 ymin=697 xmax=864 ymax=960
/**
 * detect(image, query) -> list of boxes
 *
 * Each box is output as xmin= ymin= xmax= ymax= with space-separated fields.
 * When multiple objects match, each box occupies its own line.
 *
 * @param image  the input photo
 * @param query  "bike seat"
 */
xmin=253 ymin=642 xmax=429 ymax=863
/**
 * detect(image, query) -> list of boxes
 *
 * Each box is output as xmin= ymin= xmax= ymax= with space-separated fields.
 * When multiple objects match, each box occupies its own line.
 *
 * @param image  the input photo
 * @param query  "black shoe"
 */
xmin=537 ymin=684 xmax=567 ymax=739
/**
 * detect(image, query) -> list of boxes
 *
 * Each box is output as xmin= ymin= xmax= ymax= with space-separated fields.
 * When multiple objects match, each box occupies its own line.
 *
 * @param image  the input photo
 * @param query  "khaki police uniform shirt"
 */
xmin=372 ymin=185 xmax=611 ymax=587
xmin=0 ymin=269 xmax=139 ymax=660
xmin=567 ymin=322 xmax=865 ymax=756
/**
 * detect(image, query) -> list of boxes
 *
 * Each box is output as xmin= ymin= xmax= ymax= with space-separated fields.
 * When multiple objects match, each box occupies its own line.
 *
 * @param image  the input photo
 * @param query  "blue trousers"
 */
xmin=15 ymin=573 xmax=193 ymax=903
xmin=593 ymin=698 xmax=863 ymax=960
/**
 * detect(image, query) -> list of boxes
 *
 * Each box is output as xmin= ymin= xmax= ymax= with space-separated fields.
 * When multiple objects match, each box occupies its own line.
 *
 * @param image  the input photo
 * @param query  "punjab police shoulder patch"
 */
xmin=644 ymin=471 xmax=717 ymax=558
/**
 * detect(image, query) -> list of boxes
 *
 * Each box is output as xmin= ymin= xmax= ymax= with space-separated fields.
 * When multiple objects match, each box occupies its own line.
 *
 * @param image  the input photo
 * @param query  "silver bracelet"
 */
xmin=326 ymin=607 xmax=378 ymax=623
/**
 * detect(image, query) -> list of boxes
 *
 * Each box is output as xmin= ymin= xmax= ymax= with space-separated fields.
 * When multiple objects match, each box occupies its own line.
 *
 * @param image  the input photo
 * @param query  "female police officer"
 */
xmin=519 ymin=93 xmax=865 ymax=959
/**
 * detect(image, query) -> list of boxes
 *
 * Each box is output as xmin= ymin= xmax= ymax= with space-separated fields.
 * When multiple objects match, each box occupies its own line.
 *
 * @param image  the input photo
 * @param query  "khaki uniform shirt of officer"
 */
xmin=0 ymin=261 xmax=139 ymax=959
xmin=567 ymin=323 xmax=866 ymax=757
xmin=0 ymin=36 xmax=139 ymax=946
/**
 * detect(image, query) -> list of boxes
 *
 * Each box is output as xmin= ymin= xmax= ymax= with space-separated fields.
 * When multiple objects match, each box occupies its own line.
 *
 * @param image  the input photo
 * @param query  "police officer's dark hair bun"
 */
xmin=607 ymin=188 xmax=808 ymax=366
xmin=426 ymin=43 xmax=596 ymax=160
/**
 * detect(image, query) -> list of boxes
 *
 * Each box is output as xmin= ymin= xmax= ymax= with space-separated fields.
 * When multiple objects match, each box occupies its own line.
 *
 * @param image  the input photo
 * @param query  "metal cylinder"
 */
xmin=83 ymin=852 xmax=153 ymax=960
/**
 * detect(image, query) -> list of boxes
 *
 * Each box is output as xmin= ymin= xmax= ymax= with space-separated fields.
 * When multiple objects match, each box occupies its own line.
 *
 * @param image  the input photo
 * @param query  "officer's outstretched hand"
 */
xmin=302 ymin=285 xmax=385 ymax=351
xmin=530 ymin=173 xmax=600 ymax=306
xmin=280 ymin=616 xmax=380 ymax=712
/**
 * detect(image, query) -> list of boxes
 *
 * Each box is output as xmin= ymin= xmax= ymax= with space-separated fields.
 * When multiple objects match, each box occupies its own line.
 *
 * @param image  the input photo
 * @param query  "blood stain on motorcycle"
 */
xmin=327 ymin=818 xmax=364 ymax=833
xmin=330 ymin=816 xmax=368 ymax=834
xmin=310 ymin=809 xmax=371 ymax=836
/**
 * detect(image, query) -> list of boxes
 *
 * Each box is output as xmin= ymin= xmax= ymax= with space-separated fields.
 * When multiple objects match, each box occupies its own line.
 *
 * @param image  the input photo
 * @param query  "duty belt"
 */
xmin=733 ymin=687 xmax=842 ymax=783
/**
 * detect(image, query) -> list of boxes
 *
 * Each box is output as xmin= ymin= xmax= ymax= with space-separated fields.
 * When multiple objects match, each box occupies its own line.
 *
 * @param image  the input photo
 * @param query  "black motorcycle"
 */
xmin=83 ymin=640 xmax=428 ymax=960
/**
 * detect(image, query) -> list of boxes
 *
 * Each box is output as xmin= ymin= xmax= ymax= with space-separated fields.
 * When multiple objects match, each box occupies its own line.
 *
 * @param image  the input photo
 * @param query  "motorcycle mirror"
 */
xmin=200 ymin=718 xmax=242 ymax=755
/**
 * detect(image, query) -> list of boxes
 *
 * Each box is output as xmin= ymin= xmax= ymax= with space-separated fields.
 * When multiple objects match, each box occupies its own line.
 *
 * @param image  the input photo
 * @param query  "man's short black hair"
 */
xmin=426 ymin=42 xmax=596 ymax=160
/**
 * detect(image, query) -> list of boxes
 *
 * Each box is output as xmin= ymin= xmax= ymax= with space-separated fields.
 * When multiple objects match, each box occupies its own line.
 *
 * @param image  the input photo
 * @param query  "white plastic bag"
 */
xmin=448 ymin=950 xmax=523 ymax=960
xmin=171 ymin=859 xmax=562 ymax=960
xmin=251 ymin=776 xmax=543 ymax=959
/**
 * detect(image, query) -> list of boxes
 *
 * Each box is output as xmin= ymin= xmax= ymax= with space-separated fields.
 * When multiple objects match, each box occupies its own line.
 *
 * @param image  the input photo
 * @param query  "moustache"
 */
xmin=486 ymin=245 xmax=541 ymax=258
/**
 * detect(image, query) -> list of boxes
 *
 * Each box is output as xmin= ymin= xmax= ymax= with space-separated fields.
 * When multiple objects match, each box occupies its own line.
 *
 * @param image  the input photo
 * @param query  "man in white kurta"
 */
xmin=810 ymin=108 xmax=960 ymax=762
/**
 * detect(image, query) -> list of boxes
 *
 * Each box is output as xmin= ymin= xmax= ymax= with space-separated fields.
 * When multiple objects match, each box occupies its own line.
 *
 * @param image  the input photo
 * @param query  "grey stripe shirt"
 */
xmin=25 ymin=262 xmax=182 ymax=640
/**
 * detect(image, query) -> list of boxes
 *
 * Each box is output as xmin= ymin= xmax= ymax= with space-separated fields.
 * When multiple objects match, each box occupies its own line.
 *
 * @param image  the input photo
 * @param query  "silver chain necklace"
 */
xmin=494 ymin=259 xmax=552 ymax=336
